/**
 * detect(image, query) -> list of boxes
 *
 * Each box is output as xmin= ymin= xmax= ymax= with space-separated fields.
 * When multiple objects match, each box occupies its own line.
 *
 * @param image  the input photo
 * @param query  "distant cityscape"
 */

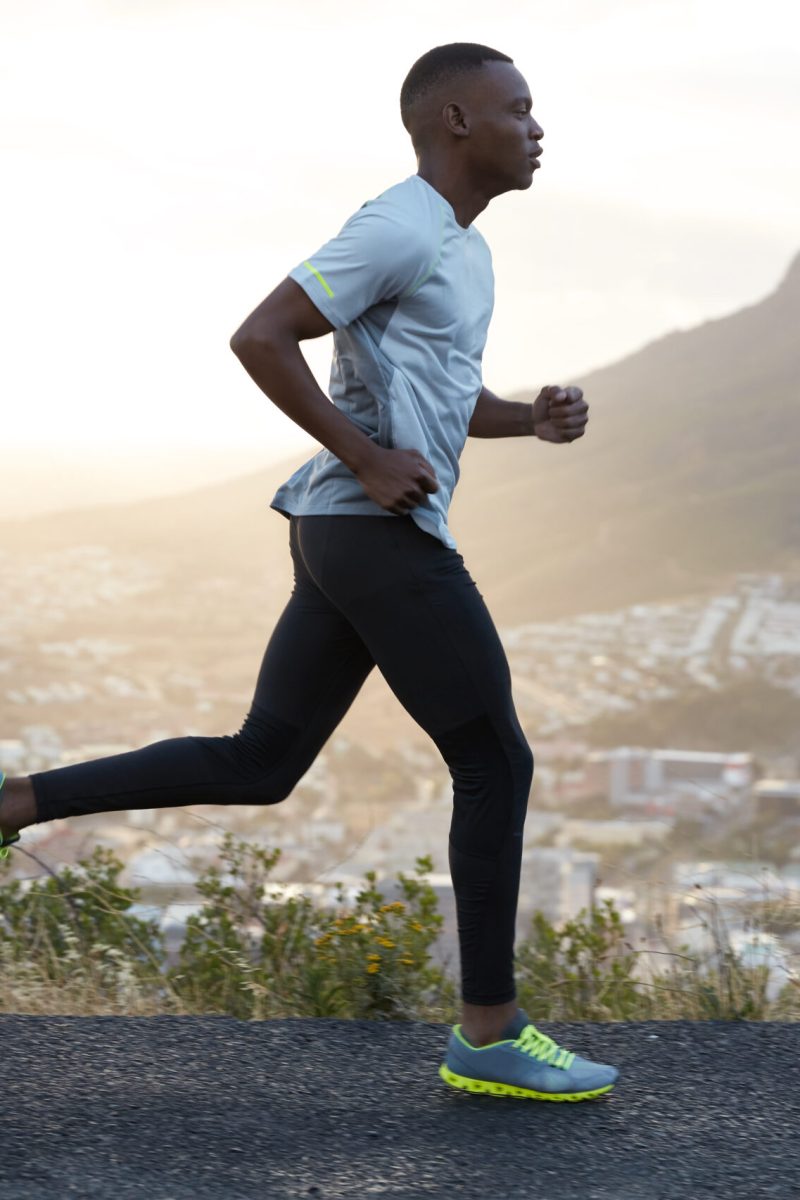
xmin=2 ymin=562 xmax=800 ymax=998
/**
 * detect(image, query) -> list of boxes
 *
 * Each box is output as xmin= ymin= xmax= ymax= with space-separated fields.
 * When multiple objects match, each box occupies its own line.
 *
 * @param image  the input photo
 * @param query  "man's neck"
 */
xmin=415 ymin=161 xmax=491 ymax=229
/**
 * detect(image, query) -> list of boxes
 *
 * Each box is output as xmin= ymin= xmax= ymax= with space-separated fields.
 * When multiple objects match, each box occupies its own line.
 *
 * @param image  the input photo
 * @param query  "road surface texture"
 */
xmin=1 ymin=1016 xmax=798 ymax=1198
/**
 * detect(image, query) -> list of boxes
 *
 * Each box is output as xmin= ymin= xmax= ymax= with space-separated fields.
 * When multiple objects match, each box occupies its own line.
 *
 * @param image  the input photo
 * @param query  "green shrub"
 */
xmin=168 ymin=834 xmax=457 ymax=1021
xmin=514 ymin=897 xmax=788 ymax=1022
xmin=515 ymin=899 xmax=647 ymax=1020
xmin=0 ymin=845 xmax=167 ymax=1014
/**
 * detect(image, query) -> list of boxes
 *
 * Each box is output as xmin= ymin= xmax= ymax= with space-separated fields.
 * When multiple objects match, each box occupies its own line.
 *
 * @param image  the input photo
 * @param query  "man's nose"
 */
xmin=530 ymin=119 xmax=544 ymax=140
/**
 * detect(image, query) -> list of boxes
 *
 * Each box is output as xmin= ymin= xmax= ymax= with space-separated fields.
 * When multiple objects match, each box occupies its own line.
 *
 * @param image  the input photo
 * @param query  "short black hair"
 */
xmin=400 ymin=42 xmax=514 ymax=135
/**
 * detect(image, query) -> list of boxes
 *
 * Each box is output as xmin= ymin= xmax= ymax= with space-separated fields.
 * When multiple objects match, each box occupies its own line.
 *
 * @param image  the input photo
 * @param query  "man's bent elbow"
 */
xmin=230 ymin=323 xmax=256 ymax=360
xmin=229 ymin=324 xmax=282 ymax=364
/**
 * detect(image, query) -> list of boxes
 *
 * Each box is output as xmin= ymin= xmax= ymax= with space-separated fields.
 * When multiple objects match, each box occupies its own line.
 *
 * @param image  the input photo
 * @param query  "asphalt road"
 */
xmin=2 ymin=1016 xmax=799 ymax=1199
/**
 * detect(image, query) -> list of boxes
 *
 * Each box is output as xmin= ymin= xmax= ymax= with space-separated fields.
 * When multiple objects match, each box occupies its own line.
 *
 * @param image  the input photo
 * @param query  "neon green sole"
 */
xmin=439 ymin=1062 xmax=615 ymax=1102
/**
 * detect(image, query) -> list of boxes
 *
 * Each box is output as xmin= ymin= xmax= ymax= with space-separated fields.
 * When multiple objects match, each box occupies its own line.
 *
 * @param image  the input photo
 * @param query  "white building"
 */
xmin=557 ymin=818 xmax=673 ymax=849
xmin=519 ymin=847 xmax=599 ymax=926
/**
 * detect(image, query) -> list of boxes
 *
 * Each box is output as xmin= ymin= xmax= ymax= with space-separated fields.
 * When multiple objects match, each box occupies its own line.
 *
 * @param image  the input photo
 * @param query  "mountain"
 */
xmin=451 ymin=249 xmax=800 ymax=620
xmin=2 ymin=250 xmax=799 ymax=633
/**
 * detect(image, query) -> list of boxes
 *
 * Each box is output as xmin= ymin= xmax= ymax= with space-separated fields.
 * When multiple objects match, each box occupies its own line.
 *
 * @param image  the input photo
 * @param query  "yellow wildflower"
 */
xmin=366 ymin=962 xmax=380 ymax=974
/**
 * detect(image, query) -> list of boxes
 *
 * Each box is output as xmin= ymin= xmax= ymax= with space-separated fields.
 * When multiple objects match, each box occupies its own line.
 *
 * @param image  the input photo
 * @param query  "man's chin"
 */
xmin=492 ymin=171 xmax=536 ymax=198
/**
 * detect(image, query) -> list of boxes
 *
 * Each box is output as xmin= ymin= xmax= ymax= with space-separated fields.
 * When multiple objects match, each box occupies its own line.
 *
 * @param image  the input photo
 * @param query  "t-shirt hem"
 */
xmin=269 ymin=499 xmax=455 ymax=549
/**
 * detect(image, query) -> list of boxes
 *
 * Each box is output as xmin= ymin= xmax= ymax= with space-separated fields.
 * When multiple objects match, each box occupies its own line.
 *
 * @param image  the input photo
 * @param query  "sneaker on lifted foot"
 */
xmin=439 ymin=1009 xmax=619 ymax=1102
xmin=0 ymin=770 xmax=21 ymax=859
xmin=0 ymin=832 xmax=20 ymax=860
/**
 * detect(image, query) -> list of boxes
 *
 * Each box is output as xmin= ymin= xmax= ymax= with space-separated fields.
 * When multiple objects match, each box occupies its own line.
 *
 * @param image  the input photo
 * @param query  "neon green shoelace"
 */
xmin=515 ymin=1025 xmax=575 ymax=1070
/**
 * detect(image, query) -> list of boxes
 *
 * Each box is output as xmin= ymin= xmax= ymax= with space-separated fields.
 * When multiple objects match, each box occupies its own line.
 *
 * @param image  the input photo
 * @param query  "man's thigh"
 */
xmin=249 ymin=521 xmax=376 ymax=732
xmin=296 ymin=515 xmax=518 ymax=740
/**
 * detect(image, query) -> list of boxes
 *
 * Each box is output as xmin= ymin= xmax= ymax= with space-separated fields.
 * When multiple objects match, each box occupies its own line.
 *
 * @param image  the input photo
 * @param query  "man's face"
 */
xmin=457 ymin=61 xmax=544 ymax=193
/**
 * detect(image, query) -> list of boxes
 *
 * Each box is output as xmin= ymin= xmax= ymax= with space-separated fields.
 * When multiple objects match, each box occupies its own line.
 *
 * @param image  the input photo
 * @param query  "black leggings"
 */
xmin=30 ymin=514 xmax=534 ymax=1005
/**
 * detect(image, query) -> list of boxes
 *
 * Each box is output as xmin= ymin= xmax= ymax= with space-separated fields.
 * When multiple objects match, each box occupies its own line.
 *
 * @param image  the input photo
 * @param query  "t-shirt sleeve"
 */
xmin=288 ymin=198 xmax=435 ymax=330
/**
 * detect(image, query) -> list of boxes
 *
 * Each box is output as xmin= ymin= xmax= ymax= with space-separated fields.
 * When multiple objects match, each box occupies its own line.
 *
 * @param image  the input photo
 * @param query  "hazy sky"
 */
xmin=3 ymin=0 xmax=799 ymax=465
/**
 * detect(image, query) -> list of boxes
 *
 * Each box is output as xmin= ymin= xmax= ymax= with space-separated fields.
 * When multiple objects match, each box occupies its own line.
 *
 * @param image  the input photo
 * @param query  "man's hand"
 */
xmin=354 ymin=445 xmax=439 ymax=515
xmin=531 ymin=385 xmax=588 ymax=443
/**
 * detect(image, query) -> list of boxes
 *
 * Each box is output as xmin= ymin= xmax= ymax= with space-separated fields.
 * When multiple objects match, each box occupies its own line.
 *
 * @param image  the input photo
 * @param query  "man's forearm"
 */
xmin=467 ymin=386 xmax=536 ymax=437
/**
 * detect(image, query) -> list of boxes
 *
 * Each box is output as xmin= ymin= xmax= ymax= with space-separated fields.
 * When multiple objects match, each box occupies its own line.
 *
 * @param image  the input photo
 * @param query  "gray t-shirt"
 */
xmin=270 ymin=173 xmax=495 ymax=550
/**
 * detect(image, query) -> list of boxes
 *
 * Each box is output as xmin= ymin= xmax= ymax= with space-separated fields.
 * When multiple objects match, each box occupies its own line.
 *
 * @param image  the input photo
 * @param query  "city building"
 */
xmin=754 ymin=778 xmax=800 ymax=821
xmin=519 ymin=846 xmax=599 ymax=926
xmin=584 ymin=747 xmax=755 ymax=812
xmin=556 ymin=817 xmax=673 ymax=849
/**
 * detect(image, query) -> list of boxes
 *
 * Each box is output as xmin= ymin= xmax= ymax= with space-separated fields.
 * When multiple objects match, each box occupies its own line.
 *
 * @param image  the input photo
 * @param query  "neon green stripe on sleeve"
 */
xmin=303 ymin=260 xmax=334 ymax=298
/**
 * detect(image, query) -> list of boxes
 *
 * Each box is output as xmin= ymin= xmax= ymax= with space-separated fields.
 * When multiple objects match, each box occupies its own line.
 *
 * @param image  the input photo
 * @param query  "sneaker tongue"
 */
xmin=500 ymin=1008 xmax=530 ymax=1040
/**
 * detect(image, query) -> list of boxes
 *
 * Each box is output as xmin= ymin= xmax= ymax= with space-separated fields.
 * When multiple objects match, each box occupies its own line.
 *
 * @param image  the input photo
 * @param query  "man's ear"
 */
xmin=442 ymin=101 xmax=470 ymax=137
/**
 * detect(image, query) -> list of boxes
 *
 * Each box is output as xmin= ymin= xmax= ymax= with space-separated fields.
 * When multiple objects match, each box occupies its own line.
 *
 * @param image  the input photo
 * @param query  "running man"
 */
xmin=1 ymin=43 xmax=619 ymax=1101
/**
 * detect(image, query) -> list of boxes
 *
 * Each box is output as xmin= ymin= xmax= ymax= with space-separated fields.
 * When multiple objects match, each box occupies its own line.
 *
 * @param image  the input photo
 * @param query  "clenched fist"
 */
xmin=531 ymin=385 xmax=589 ymax=444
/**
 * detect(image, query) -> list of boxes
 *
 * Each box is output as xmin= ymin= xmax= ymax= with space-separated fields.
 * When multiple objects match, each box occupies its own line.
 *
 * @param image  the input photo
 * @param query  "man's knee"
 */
xmin=433 ymin=713 xmax=533 ymax=857
xmin=208 ymin=706 xmax=310 ymax=805
xmin=433 ymin=711 xmax=532 ymax=781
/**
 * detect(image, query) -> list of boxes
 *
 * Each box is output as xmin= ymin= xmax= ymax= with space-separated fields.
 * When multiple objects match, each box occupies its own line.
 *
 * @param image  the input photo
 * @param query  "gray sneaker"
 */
xmin=440 ymin=1012 xmax=619 ymax=1102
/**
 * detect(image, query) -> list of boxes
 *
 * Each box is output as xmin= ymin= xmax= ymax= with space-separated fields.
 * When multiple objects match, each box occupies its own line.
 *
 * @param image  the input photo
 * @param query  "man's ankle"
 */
xmin=0 ymin=775 xmax=37 ymax=834
xmin=462 ymin=1026 xmax=510 ymax=1048
xmin=460 ymin=1000 xmax=521 ymax=1048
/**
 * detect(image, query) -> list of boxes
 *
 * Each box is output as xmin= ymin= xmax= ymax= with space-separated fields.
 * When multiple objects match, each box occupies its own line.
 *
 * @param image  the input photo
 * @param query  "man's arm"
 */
xmin=230 ymin=277 xmax=440 ymax=514
xmin=230 ymin=277 xmax=380 ymax=477
xmin=467 ymin=386 xmax=536 ymax=437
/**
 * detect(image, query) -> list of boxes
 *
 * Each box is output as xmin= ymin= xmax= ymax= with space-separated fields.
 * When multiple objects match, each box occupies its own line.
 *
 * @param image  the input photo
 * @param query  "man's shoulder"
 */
xmin=364 ymin=174 xmax=429 ymax=208
xmin=356 ymin=175 xmax=442 ymax=236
